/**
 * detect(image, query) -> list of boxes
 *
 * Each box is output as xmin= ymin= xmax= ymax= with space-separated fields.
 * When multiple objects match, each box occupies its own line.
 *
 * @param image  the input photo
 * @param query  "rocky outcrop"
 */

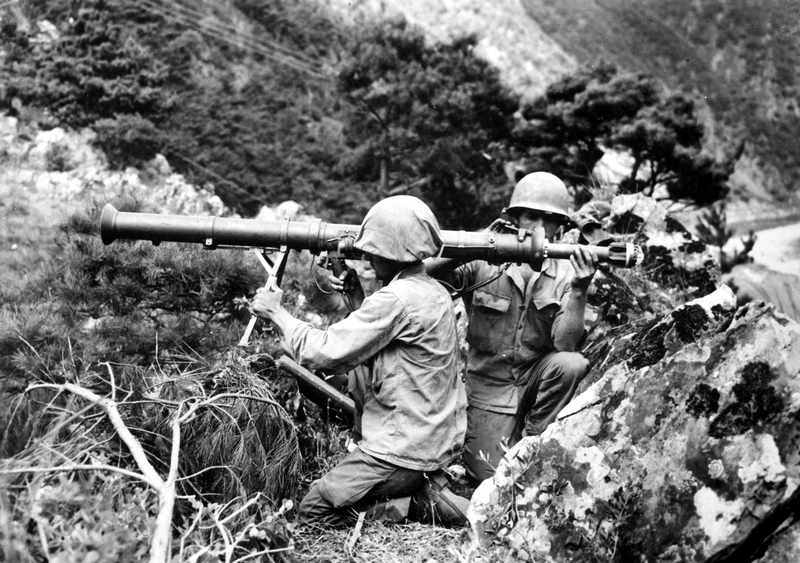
xmin=573 ymin=194 xmax=723 ymax=381
xmin=608 ymin=194 xmax=721 ymax=300
xmin=468 ymin=287 xmax=800 ymax=562
xmin=0 ymin=114 xmax=225 ymax=218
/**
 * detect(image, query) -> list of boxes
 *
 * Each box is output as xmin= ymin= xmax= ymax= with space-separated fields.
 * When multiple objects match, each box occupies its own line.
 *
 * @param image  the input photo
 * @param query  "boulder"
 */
xmin=468 ymin=286 xmax=800 ymax=562
xmin=564 ymin=194 xmax=722 ymax=330
xmin=27 ymin=126 xmax=103 ymax=171
xmin=573 ymin=194 xmax=724 ymax=378
xmin=607 ymin=193 xmax=721 ymax=301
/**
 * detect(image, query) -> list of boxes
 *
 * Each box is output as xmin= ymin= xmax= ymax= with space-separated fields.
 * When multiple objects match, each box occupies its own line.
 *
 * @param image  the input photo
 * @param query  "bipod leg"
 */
xmin=238 ymin=246 xmax=289 ymax=347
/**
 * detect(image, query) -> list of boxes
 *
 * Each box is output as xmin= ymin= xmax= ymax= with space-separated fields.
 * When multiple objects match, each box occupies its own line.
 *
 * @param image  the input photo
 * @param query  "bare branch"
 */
xmin=150 ymin=401 xmax=183 ymax=563
xmin=219 ymin=495 xmax=261 ymax=526
xmin=179 ymin=393 xmax=285 ymax=424
xmin=0 ymin=463 xmax=158 ymax=487
xmin=104 ymin=362 xmax=117 ymax=401
xmin=25 ymin=382 xmax=164 ymax=488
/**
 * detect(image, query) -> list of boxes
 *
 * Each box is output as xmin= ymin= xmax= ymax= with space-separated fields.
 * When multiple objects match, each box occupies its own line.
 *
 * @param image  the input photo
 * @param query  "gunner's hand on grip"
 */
xmin=329 ymin=264 xmax=365 ymax=311
xmin=485 ymin=218 xmax=515 ymax=233
xmin=251 ymin=286 xmax=285 ymax=319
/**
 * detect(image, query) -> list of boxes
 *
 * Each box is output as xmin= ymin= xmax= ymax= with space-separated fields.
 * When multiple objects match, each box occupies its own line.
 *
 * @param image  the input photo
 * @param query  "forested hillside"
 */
xmin=1 ymin=0 xmax=742 ymax=229
xmin=520 ymin=0 xmax=800 ymax=202
xmin=2 ymin=0 xmax=364 ymax=219
xmin=328 ymin=0 xmax=800 ymax=211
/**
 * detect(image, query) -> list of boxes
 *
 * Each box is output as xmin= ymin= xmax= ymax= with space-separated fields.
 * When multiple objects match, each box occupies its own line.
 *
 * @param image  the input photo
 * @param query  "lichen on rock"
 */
xmin=468 ymin=287 xmax=800 ymax=562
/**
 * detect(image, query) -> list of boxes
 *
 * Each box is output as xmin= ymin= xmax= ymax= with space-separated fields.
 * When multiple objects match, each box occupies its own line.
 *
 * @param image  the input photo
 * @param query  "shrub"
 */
xmin=93 ymin=114 xmax=164 ymax=169
xmin=1 ymin=2 xmax=171 ymax=129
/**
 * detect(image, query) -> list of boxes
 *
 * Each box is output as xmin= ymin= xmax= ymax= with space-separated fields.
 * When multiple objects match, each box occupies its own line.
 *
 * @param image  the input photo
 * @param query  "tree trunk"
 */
xmin=379 ymin=157 xmax=389 ymax=197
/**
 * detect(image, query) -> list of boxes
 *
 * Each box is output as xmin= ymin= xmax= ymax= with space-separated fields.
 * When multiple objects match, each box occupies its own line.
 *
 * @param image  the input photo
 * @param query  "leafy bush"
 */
xmin=0 ymin=203 xmax=260 ymax=386
xmin=1 ymin=1 xmax=171 ymax=128
xmin=44 ymin=141 xmax=75 ymax=171
xmin=93 ymin=114 xmax=165 ymax=169
xmin=1 ymin=474 xmax=154 ymax=563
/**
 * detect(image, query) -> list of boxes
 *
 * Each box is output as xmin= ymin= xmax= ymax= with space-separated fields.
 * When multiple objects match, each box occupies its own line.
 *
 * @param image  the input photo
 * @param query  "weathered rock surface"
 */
xmin=609 ymin=193 xmax=721 ymax=300
xmin=573 ymin=194 xmax=723 ymax=382
xmin=468 ymin=287 xmax=800 ymax=562
xmin=0 ymin=114 xmax=226 ymax=218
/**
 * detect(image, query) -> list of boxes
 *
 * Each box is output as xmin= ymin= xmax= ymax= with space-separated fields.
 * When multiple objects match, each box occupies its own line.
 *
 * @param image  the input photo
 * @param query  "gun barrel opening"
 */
xmin=100 ymin=203 xmax=118 ymax=245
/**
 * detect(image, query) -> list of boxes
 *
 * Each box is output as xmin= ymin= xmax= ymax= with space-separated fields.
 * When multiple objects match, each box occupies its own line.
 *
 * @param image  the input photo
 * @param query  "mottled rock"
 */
xmin=575 ymin=194 xmax=725 ymax=377
xmin=27 ymin=126 xmax=102 ymax=171
xmin=469 ymin=287 xmax=800 ymax=562
xmin=608 ymin=194 xmax=721 ymax=300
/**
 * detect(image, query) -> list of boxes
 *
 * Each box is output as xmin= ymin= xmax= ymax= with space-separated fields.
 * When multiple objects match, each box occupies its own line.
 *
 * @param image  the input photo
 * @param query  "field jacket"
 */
xmin=282 ymin=263 xmax=467 ymax=471
xmin=450 ymin=259 xmax=576 ymax=414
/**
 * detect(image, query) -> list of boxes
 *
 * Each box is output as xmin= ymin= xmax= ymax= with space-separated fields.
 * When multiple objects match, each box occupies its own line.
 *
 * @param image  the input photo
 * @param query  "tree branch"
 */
xmin=25 ymin=383 xmax=164 ymax=488
xmin=0 ymin=463 xmax=159 ymax=487
xmin=19 ymin=380 xmax=285 ymax=563
xmin=23 ymin=379 xmax=178 ymax=563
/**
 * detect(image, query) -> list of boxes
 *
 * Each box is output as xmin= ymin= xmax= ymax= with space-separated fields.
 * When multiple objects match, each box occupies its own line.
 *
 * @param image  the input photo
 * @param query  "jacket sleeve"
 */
xmin=282 ymin=288 xmax=408 ymax=373
xmin=550 ymin=268 xmax=589 ymax=350
xmin=445 ymin=261 xmax=481 ymax=300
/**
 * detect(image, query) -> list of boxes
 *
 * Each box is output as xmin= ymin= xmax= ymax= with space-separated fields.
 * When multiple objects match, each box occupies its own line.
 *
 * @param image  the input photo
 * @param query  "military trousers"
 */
xmin=298 ymin=447 xmax=426 ymax=527
xmin=463 ymin=351 xmax=589 ymax=483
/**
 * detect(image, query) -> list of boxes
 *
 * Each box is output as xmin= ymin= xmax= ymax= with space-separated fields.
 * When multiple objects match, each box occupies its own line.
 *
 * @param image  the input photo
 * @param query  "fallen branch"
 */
xmin=17 ymin=374 xmax=289 ymax=563
xmin=26 ymin=382 xmax=164 ymax=487
xmin=23 ymin=379 xmax=175 ymax=563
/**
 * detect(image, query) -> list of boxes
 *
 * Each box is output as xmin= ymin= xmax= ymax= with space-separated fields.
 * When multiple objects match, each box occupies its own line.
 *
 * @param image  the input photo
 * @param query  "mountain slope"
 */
xmin=521 ymin=0 xmax=800 ymax=202
xmin=326 ymin=0 xmax=800 ymax=210
xmin=326 ymin=0 xmax=578 ymax=99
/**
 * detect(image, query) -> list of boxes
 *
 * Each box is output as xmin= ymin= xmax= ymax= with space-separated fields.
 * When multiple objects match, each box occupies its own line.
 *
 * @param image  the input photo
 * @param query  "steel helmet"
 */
xmin=506 ymin=172 xmax=571 ymax=220
xmin=354 ymin=195 xmax=443 ymax=262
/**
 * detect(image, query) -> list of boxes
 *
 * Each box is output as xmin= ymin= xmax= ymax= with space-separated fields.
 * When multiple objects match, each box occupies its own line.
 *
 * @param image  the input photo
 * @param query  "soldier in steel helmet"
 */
xmin=429 ymin=172 xmax=599 ymax=484
xmin=252 ymin=195 xmax=468 ymax=526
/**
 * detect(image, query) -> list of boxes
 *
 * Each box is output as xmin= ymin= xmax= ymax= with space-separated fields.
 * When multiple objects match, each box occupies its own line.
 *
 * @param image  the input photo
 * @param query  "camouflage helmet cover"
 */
xmin=354 ymin=195 xmax=443 ymax=262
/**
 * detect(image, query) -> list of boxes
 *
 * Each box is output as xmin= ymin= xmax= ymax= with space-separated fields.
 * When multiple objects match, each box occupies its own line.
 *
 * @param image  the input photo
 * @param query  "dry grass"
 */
xmin=0 ymin=173 xmax=61 ymax=301
xmin=294 ymin=520 xmax=470 ymax=563
xmin=144 ymin=353 xmax=302 ymax=504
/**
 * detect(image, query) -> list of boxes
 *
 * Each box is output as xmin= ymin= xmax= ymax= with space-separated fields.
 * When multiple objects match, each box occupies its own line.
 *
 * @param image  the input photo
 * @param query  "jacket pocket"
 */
xmin=522 ymin=298 xmax=560 ymax=350
xmin=467 ymin=289 xmax=512 ymax=353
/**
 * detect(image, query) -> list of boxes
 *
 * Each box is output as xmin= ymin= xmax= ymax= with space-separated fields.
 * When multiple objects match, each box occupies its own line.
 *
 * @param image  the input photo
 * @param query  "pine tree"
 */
xmin=515 ymin=63 xmax=737 ymax=207
xmin=337 ymin=17 xmax=518 ymax=228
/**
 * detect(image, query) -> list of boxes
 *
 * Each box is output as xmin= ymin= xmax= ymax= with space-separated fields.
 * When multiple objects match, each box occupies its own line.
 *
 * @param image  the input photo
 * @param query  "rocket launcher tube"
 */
xmin=100 ymin=204 xmax=642 ymax=270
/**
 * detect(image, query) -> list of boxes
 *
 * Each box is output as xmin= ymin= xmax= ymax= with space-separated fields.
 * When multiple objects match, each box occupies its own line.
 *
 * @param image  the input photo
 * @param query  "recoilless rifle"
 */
xmin=100 ymin=203 xmax=643 ymax=419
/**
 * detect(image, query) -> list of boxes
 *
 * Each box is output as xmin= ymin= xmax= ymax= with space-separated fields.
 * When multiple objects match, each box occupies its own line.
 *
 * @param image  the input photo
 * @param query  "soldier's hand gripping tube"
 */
xmin=100 ymin=204 xmax=643 ymax=270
